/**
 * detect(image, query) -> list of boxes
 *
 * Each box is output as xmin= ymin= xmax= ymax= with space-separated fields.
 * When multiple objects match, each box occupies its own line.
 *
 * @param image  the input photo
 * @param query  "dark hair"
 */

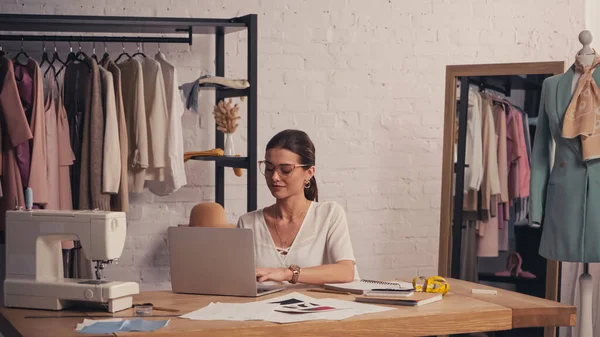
xmin=266 ymin=129 xmax=318 ymax=202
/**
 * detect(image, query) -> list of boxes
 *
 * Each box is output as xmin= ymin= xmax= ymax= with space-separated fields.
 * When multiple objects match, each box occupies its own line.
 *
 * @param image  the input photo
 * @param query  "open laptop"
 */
xmin=168 ymin=226 xmax=284 ymax=297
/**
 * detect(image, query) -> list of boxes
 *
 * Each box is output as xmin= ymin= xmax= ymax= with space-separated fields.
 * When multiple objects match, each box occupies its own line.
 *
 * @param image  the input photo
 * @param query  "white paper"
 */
xmin=180 ymin=302 xmax=274 ymax=321
xmin=180 ymin=292 xmax=395 ymax=324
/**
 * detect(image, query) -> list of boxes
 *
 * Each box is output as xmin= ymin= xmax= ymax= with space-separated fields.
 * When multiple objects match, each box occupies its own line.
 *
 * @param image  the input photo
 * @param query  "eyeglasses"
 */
xmin=258 ymin=160 xmax=309 ymax=178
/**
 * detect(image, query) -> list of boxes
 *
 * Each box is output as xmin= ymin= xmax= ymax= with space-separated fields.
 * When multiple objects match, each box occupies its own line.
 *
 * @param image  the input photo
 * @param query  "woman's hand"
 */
xmin=256 ymin=267 xmax=292 ymax=283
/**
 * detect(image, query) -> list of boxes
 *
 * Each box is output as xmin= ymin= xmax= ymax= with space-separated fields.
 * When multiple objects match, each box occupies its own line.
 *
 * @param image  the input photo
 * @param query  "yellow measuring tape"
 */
xmin=412 ymin=276 xmax=450 ymax=295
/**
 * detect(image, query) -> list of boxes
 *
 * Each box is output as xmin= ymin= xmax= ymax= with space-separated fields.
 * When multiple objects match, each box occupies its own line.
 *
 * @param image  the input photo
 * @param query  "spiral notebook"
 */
xmin=324 ymin=279 xmax=415 ymax=295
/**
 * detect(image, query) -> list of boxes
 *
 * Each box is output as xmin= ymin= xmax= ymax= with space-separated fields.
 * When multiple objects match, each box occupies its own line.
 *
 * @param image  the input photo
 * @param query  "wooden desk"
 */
xmin=447 ymin=278 xmax=576 ymax=328
xmin=0 ymin=278 xmax=574 ymax=337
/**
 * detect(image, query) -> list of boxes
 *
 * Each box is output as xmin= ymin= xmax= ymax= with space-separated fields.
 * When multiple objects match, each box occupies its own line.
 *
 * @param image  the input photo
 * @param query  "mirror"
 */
xmin=437 ymin=62 xmax=566 ymax=337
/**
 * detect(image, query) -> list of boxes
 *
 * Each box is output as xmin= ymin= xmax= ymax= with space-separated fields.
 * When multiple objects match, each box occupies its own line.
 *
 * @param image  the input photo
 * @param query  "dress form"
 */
xmin=573 ymin=29 xmax=594 ymax=337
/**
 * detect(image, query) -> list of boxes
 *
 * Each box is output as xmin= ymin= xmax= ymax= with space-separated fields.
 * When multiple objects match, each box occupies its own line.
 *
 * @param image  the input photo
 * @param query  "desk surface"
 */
xmin=0 ymin=278 xmax=575 ymax=337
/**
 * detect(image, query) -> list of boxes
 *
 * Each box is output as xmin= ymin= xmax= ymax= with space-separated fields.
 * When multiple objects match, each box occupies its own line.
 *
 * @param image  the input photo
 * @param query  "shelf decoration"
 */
xmin=183 ymin=148 xmax=224 ymax=163
xmin=213 ymin=98 xmax=241 ymax=157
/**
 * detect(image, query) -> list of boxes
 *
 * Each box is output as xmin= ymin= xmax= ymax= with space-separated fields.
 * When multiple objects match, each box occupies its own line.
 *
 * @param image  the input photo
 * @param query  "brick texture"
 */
xmin=1 ymin=0 xmax=586 ymax=292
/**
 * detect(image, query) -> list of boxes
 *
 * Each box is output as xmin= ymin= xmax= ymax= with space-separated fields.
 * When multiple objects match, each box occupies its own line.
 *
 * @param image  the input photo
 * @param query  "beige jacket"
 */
xmin=118 ymin=58 xmax=148 ymax=193
xmin=101 ymin=58 xmax=129 ymax=212
xmin=99 ymin=66 xmax=121 ymax=194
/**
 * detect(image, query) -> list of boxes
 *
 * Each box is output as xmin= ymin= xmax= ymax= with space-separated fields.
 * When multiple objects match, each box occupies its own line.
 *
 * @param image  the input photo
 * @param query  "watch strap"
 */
xmin=289 ymin=264 xmax=301 ymax=284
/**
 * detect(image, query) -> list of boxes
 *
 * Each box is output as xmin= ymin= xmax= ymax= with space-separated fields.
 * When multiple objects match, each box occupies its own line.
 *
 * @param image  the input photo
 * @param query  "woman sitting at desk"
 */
xmin=237 ymin=129 xmax=358 ymax=286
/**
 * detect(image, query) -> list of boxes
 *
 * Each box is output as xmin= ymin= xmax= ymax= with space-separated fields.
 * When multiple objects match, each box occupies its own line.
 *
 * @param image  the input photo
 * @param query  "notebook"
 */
xmin=355 ymin=292 xmax=443 ymax=306
xmin=364 ymin=289 xmax=414 ymax=297
xmin=324 ymin=279 xmax=414 ymax=295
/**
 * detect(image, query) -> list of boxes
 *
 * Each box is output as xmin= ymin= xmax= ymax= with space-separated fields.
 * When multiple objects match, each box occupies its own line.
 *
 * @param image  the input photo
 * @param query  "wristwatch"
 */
xmin=288 ymin=264 xmax=301 ymax=284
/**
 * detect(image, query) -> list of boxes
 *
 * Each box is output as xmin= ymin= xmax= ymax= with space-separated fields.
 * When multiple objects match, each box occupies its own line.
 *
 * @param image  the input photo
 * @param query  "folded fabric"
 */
xmin=197 ymin=76 xmax=249 ymax=89
xmin=179 ymin=75 xmax=206 ymax=114
xmin=179 ymin=75 xmax=250 ymax=114
xmin=77 ymin=318 xmax=170 ymax=334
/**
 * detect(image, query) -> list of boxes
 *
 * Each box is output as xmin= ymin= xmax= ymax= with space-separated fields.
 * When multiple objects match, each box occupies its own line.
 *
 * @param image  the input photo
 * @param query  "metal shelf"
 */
xmin=0 ymin=14 xmax=247 ymax=34
xmin=0 ymin=13 xmax=259 ymax=214
xmin=189 ymin=156 xmax=249 ymax=169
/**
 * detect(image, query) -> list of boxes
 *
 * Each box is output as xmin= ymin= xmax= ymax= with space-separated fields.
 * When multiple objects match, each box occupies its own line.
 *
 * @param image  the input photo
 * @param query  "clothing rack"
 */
xmin=451 ymin=74 xmax=545 ymax=278
xmin=0 ymin=13 xmax=258 ymax=213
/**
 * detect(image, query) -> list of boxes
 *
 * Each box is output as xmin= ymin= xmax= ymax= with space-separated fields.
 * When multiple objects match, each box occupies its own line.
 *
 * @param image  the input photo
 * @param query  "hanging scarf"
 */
xmin=562 ymin=52 xmax=600 ymax=161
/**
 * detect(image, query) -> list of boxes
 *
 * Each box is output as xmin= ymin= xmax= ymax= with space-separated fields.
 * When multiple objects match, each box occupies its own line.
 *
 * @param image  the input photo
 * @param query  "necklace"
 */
xmin=270 ymin=200 xmax=310 ymax=247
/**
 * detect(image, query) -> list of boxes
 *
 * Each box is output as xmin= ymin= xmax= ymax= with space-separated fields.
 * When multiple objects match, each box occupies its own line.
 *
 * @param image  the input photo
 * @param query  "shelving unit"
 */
xmin=0 ymin=13 xmax=258 ymax=213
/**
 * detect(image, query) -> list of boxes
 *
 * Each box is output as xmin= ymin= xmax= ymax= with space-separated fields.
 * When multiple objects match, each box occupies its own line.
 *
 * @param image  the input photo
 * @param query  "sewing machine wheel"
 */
xmin=78 ymin=280 xmax=111 ymax=285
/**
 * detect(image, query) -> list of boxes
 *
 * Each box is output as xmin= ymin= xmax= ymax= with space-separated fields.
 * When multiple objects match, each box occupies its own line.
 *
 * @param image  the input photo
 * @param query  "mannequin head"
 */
xmin=188 ymin=202 xmax=235 ymax=228
xmin=260 ymin=129 xmax=318 ymax=202
xmin=578 ymin=30 xmax=594 ymax=55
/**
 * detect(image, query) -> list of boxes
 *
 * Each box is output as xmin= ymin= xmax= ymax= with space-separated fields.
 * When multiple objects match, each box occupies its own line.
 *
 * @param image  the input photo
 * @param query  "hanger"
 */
xmin=91 ymin=41 xmax=99 ymax=64
xmin=114 ymin=42 xmax=131 ymax=63
xmin=74 ymin=39 xmax=88 ymax=61
xmin=100 ymin=41 xmax=110 ymax=64
xmin=47 ymin=41 xmax=68 ymax=78
xmin=57 ymin=40 xmax=91 ymax=76
xmin=39 ymin=41 xmax=57 ymax=80
xmin=13 ymin=37 xmax=29 ymax=65
xmin=131 ymin=40 xmax=146 ymax=58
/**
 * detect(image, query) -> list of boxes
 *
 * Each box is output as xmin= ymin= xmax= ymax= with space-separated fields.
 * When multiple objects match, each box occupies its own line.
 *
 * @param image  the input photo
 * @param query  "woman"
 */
xmin=237 ymin=129 xmax=358 ymax=285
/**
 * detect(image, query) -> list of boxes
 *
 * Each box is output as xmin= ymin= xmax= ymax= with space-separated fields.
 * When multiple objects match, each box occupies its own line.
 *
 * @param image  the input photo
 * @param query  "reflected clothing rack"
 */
xmin=451 ymin=75 xmax=545 ymax=278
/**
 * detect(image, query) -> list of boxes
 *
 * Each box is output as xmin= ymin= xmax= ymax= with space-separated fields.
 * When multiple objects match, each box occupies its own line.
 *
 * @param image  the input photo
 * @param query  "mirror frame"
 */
xmin=437 ymin=62 xmax=566 ymax=304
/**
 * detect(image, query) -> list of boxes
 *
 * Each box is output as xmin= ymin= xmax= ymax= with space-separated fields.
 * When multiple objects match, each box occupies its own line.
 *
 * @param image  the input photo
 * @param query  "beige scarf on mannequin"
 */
xmin=562 ymin=52 xmax=600 ymax=161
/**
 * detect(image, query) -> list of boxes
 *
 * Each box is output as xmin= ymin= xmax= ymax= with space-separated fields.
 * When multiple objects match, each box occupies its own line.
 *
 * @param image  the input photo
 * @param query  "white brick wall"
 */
xmin=1 ymin=0 xmax=586 ymax=292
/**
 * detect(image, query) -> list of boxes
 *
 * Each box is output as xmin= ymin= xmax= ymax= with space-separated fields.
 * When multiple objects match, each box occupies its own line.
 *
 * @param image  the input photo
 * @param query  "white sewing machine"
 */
xmin=3 ymin=209 xmax=139 ymax=312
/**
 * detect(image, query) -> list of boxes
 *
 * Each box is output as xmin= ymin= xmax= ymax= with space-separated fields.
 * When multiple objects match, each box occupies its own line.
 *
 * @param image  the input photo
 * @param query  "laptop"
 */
xmin=168 ymin=226 xmax=284 ymax=297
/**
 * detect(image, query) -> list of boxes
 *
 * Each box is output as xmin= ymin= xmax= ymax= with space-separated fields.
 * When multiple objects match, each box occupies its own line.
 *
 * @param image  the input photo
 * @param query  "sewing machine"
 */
xmin=3 ymin=209 xmax=140 ymax=312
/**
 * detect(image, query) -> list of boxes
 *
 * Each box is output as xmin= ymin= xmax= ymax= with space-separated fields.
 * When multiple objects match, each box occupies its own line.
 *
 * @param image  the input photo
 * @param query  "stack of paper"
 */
xmin=180 ymin=292 xmax=394 ymax=324
xmin=180 ymin=301 xmax=274 ymax=321
xmin=75 ymin=318 xmax=170 ymax=334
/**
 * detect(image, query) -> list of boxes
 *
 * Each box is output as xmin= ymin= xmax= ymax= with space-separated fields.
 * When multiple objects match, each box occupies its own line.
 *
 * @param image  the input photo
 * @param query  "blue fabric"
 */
xmin=78 ymin=319 xmax=170 ymax=334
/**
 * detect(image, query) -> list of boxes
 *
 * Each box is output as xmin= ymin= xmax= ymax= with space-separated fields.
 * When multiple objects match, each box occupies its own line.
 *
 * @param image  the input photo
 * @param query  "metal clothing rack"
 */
xmin=451 ymin=74 xmax=546 ymax=278
xmin=0 ymin=13 xmax=258 ymax=213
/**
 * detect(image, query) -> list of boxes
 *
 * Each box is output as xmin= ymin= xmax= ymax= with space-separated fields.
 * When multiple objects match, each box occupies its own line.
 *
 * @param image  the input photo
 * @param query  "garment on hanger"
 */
xmin=43 ymin=67 xmax=60 ymax=210
xmin=64 ymin=56 xmax=111 ymax=211
xmin=118 ymin=57 xmax=148 ymax=193
xmin=147 ymin=52 xmax=187 ymax=196
xmin=99 ymin=65 xmax=121 ymax=194
xmin=14 ymin=58 xmax=49 ymax=208
xmin=139 ymin=56 xmax=168 ymax=183
xmin=476 ymin=96 xmax=501 ymax=257
xmin=464 ymin=88 xmax=483 ymax=194
xmin=0 ymin=55 xmax=33 ymax=231
xmin=100 ymin=57 xmax=129 ymax=212
xmin=12 ymin=62 xmax=33 ymax=192
xmin=56 ymin=78 xmax=75 ymax=212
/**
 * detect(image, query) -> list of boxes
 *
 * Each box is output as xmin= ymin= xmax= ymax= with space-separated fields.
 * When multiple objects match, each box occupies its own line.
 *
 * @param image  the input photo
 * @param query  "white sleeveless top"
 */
xmin=236 ymin=201 xmax=359 ymax=279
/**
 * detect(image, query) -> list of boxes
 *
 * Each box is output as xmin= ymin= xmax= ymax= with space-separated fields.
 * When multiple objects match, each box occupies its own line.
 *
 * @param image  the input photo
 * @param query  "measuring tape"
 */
xmin=412 ymin=276 xmax=450 ymax=295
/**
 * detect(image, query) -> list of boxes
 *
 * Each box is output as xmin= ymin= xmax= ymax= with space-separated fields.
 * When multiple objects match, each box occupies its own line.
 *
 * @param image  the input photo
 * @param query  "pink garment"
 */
xmin=498 ymin=203 xmax=509 ymax=251
xmin=57 ymin=86 xmax=75 ymax=211
xmin=13 ymin=62 xmax=32 ymax=189
xmin=44 ymin=74 xmax=60 ymax=210
xmin=514 ymin=112 xmax=530 ymax=198
xmin=477 ymin=211 xmax=499 ymax=257
xmin=506 ymin=104 xmax=521 ymax=202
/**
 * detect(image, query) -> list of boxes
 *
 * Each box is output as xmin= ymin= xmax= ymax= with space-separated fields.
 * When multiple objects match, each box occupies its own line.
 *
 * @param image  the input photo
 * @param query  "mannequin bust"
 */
xmin=573 ymin=30 xmax=596 ymax=90
xmin=573 ymin=29 xmax=595 ymax=337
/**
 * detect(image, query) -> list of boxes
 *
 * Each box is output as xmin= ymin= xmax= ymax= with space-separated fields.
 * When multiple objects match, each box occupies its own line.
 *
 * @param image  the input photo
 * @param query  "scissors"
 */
xmin=412 ymin=276 xmax=450 ymax=295
xmin=132 ymin=303 xmax=180 ymax=313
